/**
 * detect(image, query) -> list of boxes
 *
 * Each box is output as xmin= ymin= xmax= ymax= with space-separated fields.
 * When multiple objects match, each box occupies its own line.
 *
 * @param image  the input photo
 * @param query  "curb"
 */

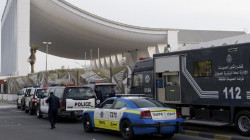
xmin=182 ymin=130 xmax=248 ymax=140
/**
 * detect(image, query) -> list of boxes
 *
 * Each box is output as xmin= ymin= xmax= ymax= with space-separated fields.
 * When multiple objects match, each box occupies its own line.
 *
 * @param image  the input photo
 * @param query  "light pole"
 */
xmin=43 ymin=42 xmax=52 ymax=72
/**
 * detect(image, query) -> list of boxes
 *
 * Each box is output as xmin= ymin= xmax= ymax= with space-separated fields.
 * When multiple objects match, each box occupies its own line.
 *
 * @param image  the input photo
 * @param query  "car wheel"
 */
xmin=121 ymin=119 xmax=134 ymax=140
xmin=162 ymin=133 xmax=174 ymax=139
xmin=235 ymin=110 xmax=250 ymax=136
xmin=36 ymin=107 xmax=43 ymax=118
xmin=29 ymin=108 xmax=34 ymax=115
xmin=21 ymin=102 xmax=25 ymax=110
xmin=25 ymin=108 xmax=29 ymax=113
xmin=83 ymin=115 xmax=93 ymax=133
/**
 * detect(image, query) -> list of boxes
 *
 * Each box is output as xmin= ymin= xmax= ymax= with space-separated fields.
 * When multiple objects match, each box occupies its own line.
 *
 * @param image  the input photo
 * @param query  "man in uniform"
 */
xmin=109 ymin=86 xmax=116 ymax=97
xmin=46 ymin=92 xmax=60 ymax=129
xmin=95 ymin=87 xmax=103 ymax=104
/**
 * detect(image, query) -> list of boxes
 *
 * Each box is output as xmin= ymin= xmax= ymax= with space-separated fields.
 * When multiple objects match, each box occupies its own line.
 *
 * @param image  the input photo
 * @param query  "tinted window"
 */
xmin=96 ymin=85 xmax=118 ymax=98
xmin=133 ymin=73 xmax=143 ymax=87
xmin=36 ymin=89 xmax=47 ymax=98
xmin=113 ymin=100 xmax=126 ymax=109
xmin=130 ymin=98 xmax=165 ymax=108
xmin=194 ymin=60 xmax=212 ymax=77
xmin=54 ymin=88 xmax=64 ymax=98
xmin=101 ymin=99 xmax=115 ymax=109
xmin=65 ymin=87 xmax=95 ymax=100
xmin=26 ymin=89 xmax=32 ymax=96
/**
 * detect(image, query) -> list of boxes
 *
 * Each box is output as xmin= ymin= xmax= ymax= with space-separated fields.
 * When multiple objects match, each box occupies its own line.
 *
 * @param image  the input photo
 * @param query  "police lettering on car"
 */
xmin=75 ymin=102 xmax=91 ymax=107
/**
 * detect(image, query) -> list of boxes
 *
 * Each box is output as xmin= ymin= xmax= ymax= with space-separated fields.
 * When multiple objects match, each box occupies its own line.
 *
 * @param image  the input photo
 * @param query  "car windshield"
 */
xmin=130 ymin=98 xmax=166 ymax=108
xmin=65 ymin=87 xmax=95 ymax=100
xmin=36 ymin=89 xmax=47 ymax=98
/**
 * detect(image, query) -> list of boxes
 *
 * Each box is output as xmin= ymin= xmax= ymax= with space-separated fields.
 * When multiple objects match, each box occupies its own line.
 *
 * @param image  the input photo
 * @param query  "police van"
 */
xmin=36 ymin=84 xmax=96 ymax=119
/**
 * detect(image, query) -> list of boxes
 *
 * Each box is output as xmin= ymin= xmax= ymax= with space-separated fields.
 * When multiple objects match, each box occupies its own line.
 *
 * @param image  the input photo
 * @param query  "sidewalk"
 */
xmin=182 ymin=124 xmax=249 ymax=140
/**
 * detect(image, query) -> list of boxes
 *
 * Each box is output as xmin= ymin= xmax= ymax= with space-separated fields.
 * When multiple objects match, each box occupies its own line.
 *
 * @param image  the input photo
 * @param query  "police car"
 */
xmin=82 ymin=96 xmax=183 ymax=140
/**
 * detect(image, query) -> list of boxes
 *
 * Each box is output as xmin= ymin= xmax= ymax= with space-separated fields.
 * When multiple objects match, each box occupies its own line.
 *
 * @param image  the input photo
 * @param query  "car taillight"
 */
xmin=61 ymin=101 xmax=66 ymax=108
xmin=140 ymin=110 xmax=152 ymax=119
xmin=176 ymin=110 xmax=182 ymax=118
xmin=31 ymin=98 xmax=37 ymax=103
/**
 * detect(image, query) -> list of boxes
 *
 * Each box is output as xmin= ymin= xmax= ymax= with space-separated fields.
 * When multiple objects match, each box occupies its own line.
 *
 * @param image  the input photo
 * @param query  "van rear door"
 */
xmin=65 ymin=87 xmax=95 ymax=111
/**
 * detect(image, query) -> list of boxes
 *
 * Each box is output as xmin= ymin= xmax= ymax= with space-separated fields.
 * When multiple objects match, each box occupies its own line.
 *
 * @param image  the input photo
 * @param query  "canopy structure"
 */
xmin=1 ymin=0 xmax=245 ymax=76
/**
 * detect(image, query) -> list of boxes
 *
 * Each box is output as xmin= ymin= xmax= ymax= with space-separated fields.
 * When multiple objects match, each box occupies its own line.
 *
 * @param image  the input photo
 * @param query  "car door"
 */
xmin=108 ymin=100 xmax=126 ymax=131
xmin=94 ymin=99 xmax=115 ymax=129
xmin=26 ymin=88 xmax=35 ymax=107
xmin=40 ymin=88 xmax=53 ymax=113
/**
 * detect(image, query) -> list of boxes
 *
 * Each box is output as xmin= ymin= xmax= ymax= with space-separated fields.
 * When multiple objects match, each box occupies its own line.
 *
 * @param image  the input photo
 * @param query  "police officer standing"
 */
xmin=109 ymin=86 xmax=116 ymax=97
xmin=95 ymin=87 xmax=103 ymax=104
xmin=46 ymin=92 xmax=60 ymax=129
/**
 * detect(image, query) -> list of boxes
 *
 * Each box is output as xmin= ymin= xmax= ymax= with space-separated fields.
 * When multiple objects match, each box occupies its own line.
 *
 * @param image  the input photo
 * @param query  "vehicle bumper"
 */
xmin=59 ymin=110 xmax=84 ymax=118
xmin=130 ymin=119 xmax=183 ymax=135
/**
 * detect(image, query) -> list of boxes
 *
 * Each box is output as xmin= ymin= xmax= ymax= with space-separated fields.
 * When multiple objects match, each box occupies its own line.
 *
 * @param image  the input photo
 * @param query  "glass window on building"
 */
xmin=194 ymin=60 xmax=212 ymax=77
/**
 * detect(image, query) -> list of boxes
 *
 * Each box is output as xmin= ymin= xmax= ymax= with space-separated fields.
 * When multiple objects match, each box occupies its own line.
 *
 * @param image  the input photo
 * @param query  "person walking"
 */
xmin=95 ymin=87 xmax=103 ymax=104
xmin=46 ymin=92 xmax=60 ymax=129
xmin=109 ymin=86 xmax=116 ymax=97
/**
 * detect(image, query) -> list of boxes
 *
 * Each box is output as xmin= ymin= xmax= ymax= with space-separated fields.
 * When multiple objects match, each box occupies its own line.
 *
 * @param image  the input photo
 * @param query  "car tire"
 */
xmin=162 ymin=133 xmax=174 ymax=139
xmin=83 ymin=115 xmax=93 ymax=133
xmin=36 ymin=107 xmax=43 ymax=118
xmin=29 ymin=108 xmax=34 ymax=115
xmin=25 ymin=108 xmax=29 ymax=113
xmin=121 ymin=119 xmax=135 ymax=140
xmin=235 ymin=110 xmax=250 ymax=136
xmin=21 ymin=102 xmax=25 ymax=110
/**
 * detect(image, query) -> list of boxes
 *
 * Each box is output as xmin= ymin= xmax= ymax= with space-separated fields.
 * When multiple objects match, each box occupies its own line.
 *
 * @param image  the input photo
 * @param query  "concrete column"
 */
xmin=91 ymin=60 xmax=97 ymax=69
xmin=95 ymin=59 xmax=101 ymax=69
xmin=123 ymin=52 xmax=135 ymax=66
xmin=100 ymin=57 xmax=107 ymax=68
xmin=167 ymin=30 xmax=179 ymax=52
xmin=116 ymin=54 xmax=123 ymax=66
xmin=156 ymin=44 xmax=166 ymax=53
xmin=111 ymin=55 xmax=118 ymax=67
xmin=147 ymin=46 xmax=156 ymax=57
xmin=105 ymin=56 xmax=111 ymax=67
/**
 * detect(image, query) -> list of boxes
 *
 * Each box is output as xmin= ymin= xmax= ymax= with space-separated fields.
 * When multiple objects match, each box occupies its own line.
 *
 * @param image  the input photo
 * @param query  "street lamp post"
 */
xmin=43 ymin=42 xmax=52 ymax=72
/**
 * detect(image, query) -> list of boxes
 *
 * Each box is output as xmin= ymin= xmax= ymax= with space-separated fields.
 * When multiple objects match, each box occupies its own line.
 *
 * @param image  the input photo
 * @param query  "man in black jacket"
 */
xmin=109 ymin=86 xmax=116 ymax=97
xmin=95 ymin=87 xmax=103 ymax=104
xmin=46 ymin=92 xmax=60 ymax=129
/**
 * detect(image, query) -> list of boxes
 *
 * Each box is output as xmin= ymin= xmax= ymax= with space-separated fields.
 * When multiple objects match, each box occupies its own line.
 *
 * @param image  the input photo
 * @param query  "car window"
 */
xmin=54 ymin=88 xmax=64 ymax=98
xmin=26 ymin=89 xmax=32 ymax=96
xmin=113 ymin=100 xmax=126 ymax=109
xmin=36 ymin=89 xmax=47 ymax=98
xmin=101 ymin=99 xmax=115 ymax=109
xmin=65 ymin=87 xmax=95 ymax=100
xmin=130 ymin=98 xmax=165 ymax=108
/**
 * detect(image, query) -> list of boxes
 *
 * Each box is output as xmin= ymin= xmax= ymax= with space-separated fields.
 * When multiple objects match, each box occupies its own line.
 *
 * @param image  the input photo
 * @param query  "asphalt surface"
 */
xmin=0 ymin=102 xmax=210 ymax=140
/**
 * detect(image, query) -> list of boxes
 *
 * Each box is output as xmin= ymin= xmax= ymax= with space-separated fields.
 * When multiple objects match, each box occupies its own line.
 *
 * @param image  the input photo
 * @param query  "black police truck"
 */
xmin=129 ymin=42 xmax=250 ymax=136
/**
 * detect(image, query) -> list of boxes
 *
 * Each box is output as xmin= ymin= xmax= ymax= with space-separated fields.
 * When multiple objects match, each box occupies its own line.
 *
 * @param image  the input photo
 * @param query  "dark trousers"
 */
xmin=48 ymin=110 xmax=58 ymax=128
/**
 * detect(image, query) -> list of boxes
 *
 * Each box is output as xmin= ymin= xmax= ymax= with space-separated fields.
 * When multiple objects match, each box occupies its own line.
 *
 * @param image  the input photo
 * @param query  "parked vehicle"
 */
xmin=16 ymin=90 xmax=25 ymax=109
xmin=27 ymin=88 xmax=47 ymax=115
xmin=20 ymin=87 xmax=32 ymax=110
xmin=36 ymin=85 xmax=96 ymax=119
xmin=82 ymin=96 xmax=182 ymax=140
xmin=129 ymin=43 xmax=250 ymax=136
xmin=85 ymin=83 xmax=119 ymax=100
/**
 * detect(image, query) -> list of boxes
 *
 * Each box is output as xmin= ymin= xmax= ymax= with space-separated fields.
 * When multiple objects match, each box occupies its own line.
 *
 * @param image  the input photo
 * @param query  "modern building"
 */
xmin=1 ymin=0 xmax=246 ymax=76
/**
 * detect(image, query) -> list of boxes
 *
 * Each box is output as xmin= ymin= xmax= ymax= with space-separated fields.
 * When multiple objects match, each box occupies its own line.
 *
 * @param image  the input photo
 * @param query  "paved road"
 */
xmin=0 ymin=102 xmax=210 ymax=140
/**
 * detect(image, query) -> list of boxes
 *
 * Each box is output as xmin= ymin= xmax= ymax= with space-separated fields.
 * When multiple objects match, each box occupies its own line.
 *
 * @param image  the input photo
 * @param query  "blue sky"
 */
xmin=1 ymin=0 xmax=250 ymax=72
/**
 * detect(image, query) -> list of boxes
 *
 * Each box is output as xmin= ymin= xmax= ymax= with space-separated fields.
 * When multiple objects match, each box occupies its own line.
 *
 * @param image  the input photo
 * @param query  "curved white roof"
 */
xmin=30 ymin=0 xmax=245 ymax=60
xmin=30 ymin=0 xmax=178 ymax=60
